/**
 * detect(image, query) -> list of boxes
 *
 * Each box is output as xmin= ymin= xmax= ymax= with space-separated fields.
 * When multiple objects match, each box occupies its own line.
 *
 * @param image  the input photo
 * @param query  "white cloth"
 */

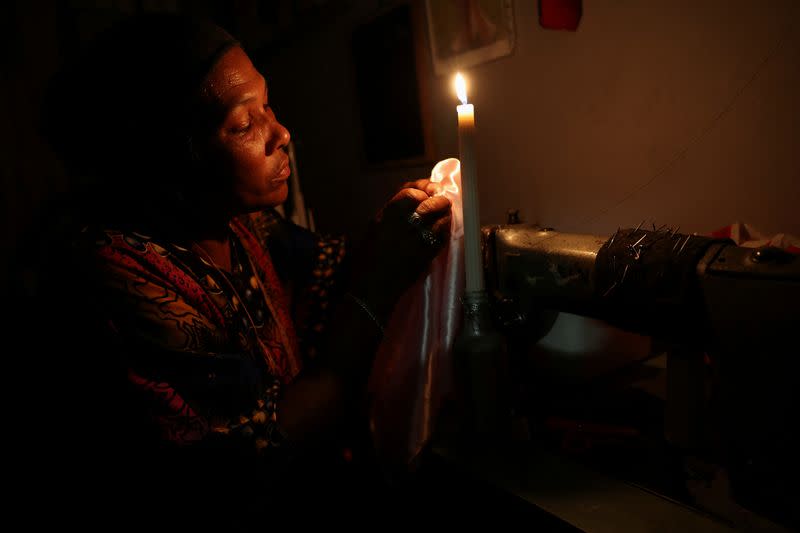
xmin=368 ymin=158 xmax=464 ymax=471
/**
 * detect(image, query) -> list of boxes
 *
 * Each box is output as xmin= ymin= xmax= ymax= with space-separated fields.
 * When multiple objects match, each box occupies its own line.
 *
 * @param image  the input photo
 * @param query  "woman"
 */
xmin=43 ymin=12 xmax=451 ymax=527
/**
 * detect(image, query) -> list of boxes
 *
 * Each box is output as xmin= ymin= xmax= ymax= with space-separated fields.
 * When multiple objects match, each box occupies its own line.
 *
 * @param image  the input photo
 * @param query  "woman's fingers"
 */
xmin=363 ymin=184 xmax=455 ymax=300
xmin=384 ymin=191 xmax=451 ymax=240
xmin=402 ymin=178 xmax=442 ymax=197
xmin=415 ymin=195 xmax=450 ymax=217
xmin=412 ymin=196 xmax=452 ymax=249
xmin=381 ymin=188 xmax=430 ymax=221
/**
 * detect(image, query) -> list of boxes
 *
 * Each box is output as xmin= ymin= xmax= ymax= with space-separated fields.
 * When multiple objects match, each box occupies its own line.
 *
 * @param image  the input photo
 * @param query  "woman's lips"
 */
xmin=272 ymin=161 xmax=291 ymax=182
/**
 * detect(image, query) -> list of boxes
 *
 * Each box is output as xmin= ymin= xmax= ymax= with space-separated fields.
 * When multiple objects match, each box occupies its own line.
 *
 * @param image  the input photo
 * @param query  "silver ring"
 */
xmin=408 ymin=212 xmax=423 ymax=227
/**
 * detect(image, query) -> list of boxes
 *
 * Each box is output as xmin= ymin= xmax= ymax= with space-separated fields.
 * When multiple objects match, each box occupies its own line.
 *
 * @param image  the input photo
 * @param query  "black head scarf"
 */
xmin=43 ymin=12 xmax=240 ymax=226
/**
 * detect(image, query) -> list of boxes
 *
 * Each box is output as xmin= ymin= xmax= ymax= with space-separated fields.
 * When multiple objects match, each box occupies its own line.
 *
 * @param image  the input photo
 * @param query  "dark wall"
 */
xmin=1 ymin=2 xmax=64 ymax=290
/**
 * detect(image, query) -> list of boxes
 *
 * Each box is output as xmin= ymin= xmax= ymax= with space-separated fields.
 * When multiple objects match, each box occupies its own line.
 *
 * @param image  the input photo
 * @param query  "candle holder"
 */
xmin=453 ymin=289 xmax=511 ymax=441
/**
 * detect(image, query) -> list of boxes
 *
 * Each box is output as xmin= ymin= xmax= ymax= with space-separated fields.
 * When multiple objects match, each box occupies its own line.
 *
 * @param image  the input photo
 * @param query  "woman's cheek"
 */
xmin=229 ymin=137 xmax=258 ymax=167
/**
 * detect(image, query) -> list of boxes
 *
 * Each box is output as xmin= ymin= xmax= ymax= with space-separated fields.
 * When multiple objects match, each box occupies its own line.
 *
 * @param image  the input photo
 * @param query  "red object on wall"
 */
xmin=539 ymin=0 xmax=582 ymax=31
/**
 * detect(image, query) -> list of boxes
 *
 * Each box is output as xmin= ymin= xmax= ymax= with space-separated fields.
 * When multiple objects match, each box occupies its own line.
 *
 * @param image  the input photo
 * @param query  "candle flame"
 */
xmin=454 ymin=73 xmax=468 ymax=105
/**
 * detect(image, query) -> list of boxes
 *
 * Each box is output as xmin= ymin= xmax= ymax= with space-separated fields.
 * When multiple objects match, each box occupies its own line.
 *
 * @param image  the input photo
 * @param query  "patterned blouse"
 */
xmin=76 ymin=209 xmax=346 ymax=456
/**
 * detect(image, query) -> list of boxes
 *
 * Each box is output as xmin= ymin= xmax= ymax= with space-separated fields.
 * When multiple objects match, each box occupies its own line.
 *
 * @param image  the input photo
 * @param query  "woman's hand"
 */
xmin=351 ymin=181 xmax=452 ymax=322
xmin=401 ymin=178 xmax=445 ymax=197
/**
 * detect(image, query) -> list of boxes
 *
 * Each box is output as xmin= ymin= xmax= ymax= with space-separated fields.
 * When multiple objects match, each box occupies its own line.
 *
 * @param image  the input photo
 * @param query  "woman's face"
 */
xmin=200 ymin=46 xmax=291 ymax=213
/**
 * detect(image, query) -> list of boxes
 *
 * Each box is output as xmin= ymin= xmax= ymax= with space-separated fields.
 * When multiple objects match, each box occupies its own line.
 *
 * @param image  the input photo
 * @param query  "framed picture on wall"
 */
xmin=425 ymin=0 xmax=515 ymax=75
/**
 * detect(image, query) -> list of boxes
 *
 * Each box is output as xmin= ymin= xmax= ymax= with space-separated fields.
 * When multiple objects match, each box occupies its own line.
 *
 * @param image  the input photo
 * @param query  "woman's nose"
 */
xmin=265 ymin=117 xmax=290 ymax=153
xmin=264 ymin=109 xmax=292 ymax=153
xmin=275 ymin=120 xmax=290 ymax=150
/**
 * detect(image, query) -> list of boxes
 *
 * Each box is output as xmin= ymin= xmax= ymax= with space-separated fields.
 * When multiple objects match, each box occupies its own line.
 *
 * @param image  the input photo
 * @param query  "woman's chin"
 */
xmin=272 ymin=181 xmax=290 ymax=205
xmin=235 ymin=182 xmax=289 ymax=213
xmin=261 ymin=182 xmax=289 ymax=209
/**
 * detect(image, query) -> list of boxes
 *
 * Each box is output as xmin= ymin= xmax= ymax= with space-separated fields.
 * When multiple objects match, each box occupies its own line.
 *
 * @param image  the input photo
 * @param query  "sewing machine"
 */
xmin=432 ymin=221 xmax=799 ymax=532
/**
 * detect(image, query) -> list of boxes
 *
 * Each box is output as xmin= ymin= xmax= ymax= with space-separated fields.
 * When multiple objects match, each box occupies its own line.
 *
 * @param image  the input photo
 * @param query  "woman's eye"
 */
xmin=232 ymin=121 xmax=251 ymax=134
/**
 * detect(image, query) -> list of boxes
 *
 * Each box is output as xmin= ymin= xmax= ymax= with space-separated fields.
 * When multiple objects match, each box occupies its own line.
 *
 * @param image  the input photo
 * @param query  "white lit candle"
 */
xmin=455 ymin=73 xmax=483 ymax=292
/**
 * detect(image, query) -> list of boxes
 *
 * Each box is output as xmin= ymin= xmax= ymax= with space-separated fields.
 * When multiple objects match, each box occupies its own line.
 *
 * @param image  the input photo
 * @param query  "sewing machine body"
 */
xmin=473 ymin=223 xmax=800 ymax=530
